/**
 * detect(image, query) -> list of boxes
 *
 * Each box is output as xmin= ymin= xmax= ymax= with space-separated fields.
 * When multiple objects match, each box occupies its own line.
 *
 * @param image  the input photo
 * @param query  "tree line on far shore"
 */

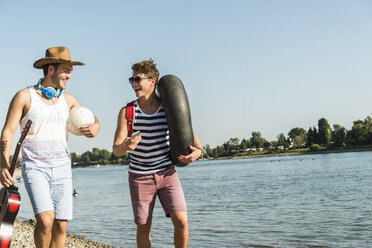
xmin=25 ymin=114 xmax=371 ymax=167
xmin=70 ymin=148 xmax=129 ymax=167
xmin=202 ymin=115 xmax=372 ymax=159
xmin=14 ymin=148 xmax=128 ymax=168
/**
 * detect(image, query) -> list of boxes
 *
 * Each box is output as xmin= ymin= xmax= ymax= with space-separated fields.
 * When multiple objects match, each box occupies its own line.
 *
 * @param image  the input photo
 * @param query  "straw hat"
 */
xmin=33 ymin=46 xmax=85 ymax=69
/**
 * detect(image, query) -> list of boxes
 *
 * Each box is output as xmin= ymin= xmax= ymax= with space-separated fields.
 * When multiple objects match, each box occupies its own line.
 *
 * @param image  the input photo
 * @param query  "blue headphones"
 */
xmin=37 ymin=79 xmax=62 ymax=99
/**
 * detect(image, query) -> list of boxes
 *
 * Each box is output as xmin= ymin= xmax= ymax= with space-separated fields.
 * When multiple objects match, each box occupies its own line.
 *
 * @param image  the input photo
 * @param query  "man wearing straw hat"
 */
xmin=0 ymin=46 xmax=101 ymax=248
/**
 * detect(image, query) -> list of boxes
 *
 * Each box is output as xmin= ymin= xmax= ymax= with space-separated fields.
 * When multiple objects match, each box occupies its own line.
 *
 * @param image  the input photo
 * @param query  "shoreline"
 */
xmin=11 ymin=219 xmax=114 ymax=248
xmin=1 ymin=174 xmax=114 ymax=247
xmin=70 ymin=147 xmax=372 ymax=168
xmin=208 ymin=146 xmax=372 ymax=161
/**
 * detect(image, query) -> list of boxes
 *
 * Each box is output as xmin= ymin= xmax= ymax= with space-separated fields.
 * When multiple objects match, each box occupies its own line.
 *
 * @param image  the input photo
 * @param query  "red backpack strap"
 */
xmin=126 ymin=101 xmax=135 ymax=136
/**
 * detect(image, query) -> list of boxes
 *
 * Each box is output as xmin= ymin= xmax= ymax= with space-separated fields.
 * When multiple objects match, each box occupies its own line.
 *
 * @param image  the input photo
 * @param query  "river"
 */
xmin=17 ymin=151 xmax=372 ymax=247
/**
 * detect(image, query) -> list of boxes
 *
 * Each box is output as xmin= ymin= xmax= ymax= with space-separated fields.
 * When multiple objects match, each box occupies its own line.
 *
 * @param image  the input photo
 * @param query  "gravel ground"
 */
xmin=10 ymin=219 xmax=113 ymax=248
xmin=3 ymin=172 xmax=115 ymax=247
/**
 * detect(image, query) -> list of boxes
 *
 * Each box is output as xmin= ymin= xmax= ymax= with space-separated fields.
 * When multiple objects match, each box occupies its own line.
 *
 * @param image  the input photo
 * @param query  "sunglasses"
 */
xmin=128 ymin=76 xmax=152 ymax=84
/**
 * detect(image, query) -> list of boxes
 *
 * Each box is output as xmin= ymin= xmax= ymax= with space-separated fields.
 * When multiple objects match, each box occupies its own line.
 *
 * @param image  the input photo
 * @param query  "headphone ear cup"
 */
xmin=37 ymin=80 xmax=62 ymax=99
xmin=40 ymin=86 xmax=56 ymax=99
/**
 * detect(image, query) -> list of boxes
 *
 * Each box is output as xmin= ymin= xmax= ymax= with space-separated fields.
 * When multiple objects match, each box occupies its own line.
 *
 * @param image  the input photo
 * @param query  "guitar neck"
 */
xmin=9 ymin=142 xmax=22 ymax=178
xmin=8 ymin=119 xmax=32 ymax=178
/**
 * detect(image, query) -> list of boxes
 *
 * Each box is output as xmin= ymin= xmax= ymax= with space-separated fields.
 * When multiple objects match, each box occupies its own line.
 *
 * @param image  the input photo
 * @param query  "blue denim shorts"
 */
xmin=21 ymin=163 xmax=72 ymax=220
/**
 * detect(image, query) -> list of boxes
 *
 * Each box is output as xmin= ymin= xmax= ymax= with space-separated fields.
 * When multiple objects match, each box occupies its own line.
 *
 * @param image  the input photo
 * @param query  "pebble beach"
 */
xmin=11 ymin=219 xmax=113 ymax=248
xmin=3 ymin=170 xmax=114 ymax=247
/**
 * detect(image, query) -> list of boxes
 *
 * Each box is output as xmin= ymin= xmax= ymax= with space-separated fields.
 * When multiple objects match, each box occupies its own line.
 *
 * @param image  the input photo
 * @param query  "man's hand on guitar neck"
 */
xmin=0 ymin=140 xmax=13 ymax=187
xmin=0 ymin=167 xmax=14 ymax=188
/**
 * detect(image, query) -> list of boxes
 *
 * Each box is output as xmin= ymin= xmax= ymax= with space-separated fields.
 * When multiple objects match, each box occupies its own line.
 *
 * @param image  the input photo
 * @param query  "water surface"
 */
xmin=18 ymin=151 xmax=372 ymax=247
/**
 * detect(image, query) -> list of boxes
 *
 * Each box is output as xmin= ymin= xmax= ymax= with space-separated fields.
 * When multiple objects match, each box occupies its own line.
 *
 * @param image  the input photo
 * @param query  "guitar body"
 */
xmin=0 ymin=185 xmax=21 ymax=248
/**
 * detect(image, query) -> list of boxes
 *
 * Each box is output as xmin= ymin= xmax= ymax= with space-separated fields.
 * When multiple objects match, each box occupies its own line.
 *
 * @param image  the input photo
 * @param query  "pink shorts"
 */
xmin=128 ymin=166 xmax=187 ymax=225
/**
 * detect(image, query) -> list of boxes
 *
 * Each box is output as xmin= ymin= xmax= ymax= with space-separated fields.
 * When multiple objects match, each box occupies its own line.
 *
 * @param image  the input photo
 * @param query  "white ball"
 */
xmin=68 ymin=107 xmax=95 ymax=136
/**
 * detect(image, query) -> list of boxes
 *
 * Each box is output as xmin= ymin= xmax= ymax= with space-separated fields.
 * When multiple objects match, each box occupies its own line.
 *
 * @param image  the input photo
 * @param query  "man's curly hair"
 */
xmin=132 ymin=58 xmax=159 ymax=81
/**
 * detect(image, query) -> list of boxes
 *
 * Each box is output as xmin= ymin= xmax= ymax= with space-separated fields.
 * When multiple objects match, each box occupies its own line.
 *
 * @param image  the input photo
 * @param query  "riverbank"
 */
xmin=71 ymin=146 xmax=372 ymax=168
xmin=5 ymin=171 xmax=113 ymax=247
xmin=212 ymin=146 xmax=372 ymax=161
xmin=11 ymin=219 xmax=113 ymax=248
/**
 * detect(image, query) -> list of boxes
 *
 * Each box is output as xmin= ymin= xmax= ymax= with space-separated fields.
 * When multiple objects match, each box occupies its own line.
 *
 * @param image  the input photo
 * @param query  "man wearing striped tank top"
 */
xmin=0 ymin=47 xmax=101 ymax=248
xmin=113 ymin=59 xmax=201 ymax=248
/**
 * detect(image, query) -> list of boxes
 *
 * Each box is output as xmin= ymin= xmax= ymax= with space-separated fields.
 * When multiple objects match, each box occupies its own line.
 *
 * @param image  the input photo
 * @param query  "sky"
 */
xmin=1 ymin=0 xmax=372 ymax=154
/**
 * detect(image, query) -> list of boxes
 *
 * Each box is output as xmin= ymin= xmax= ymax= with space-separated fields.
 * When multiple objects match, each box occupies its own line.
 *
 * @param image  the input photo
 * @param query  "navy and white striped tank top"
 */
xmin=128 ymin=101 xmax=173 ymax=174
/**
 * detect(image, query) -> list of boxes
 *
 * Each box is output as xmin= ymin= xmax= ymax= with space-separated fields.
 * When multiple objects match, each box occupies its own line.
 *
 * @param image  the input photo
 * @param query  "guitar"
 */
xmin=0 ymin=119 xmax=32 ymax=248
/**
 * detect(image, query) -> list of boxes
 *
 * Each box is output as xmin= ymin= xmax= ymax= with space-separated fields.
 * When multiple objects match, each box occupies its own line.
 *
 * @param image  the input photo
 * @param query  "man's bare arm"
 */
xmin=112 ymin=107 xmax=141 ymax=156
xmin=0 ymin=89 xmax=29 ymax=187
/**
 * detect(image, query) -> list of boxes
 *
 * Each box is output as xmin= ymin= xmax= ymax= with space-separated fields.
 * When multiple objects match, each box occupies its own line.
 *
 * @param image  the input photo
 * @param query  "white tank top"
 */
xmin=20 ymin=85 xmax=70 ymax=167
